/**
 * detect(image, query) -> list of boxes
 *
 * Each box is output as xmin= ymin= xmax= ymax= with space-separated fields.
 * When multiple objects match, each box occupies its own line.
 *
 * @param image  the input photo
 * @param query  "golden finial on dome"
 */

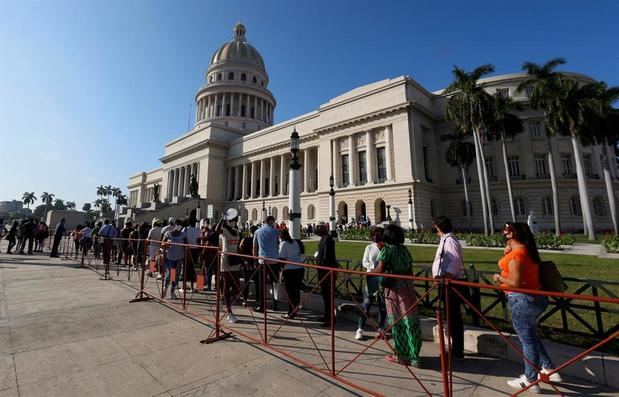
xmin=233 ymin=21 xmax=246 ymax=42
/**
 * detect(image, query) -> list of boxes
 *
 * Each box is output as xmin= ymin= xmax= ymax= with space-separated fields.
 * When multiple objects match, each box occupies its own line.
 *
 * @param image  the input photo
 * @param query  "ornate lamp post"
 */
xmin=288 ymin=127 xmax=302 ymax=239
xmin=386 ymin=204 xmax=393 ymax=223
xmin=262 ymin=200 xmax=267 ymax=222
xmin=329 ymin=175 xmax=337 ymax=236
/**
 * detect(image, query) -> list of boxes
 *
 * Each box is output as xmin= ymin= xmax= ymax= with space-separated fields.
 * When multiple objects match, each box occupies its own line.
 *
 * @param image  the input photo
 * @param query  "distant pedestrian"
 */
xmin=279 ymin=229 xmax=304 ymax=319
xmin=50 ymin=218 xmax=66 ymax=257
xmin=371 ymin=224 xmax=421 ymax=368
xmin=238 ymin=225 xmax=258 ymax=306
xmin=316 ymin=222 xmax=337 ymax=327
xmin=216 ymin=213 xmax=242 ymax=322
xmin=355 ymin=226 xmax=386 ymax=340
xmin=99 ymin=219 xmax=116 ymax=265
xmin=6 ymin=221 xmax=19 ymax=254
xmin=180 ymin=218 xmax=200 ymax=293
xmin=432 ymin=216 xmax=468 ymax=361
xmin=494 ymin=222 xmax=561 ymax=392
xmin=252 ymin=215 xmax=280 ymax=313
xmin=162 ymin=219 xmax=188 ymax=300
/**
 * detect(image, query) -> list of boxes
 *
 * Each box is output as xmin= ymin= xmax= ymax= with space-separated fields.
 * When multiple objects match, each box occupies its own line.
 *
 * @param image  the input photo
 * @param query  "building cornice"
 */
xmin=315 ymin=101 xmax=413 ymax=134
xmin=160 ymin=140 xmax=228 ymax=163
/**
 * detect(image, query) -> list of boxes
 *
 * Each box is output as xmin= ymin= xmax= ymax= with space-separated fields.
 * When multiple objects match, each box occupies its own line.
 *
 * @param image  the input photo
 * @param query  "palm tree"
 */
xmin=105 ymin=185 xmax=113 ymax=203
xmin=441 ymin=131 xmax=476 ymax=231
xmin=517 ymin=58 xmax=566 ymax=236
xmin=591 ymin=83 xmax=619 ymax=234
xmin=445 ymin=64 xmax=495 ymax=235
xmin=487 ymin=93 xmax=525 ymax=222
xmin=82 ymin=203 xmax=92 ymax=212
xmin=96 ymin=185 xmax=105 ymax=199
xmin=545 ymin=76 xmax=600 ymax=240
xmin=22 ymin=192 xmax=36 ymax=210
xmin=66 ymin=201 xmax=76 ymax=210
xmin=93 ymin=199 xmax=102 ymax=210
xmin=40 ymin=192 xmax=55 ymax=218
xmin=111 ymin=187 xmax=121 ymax=199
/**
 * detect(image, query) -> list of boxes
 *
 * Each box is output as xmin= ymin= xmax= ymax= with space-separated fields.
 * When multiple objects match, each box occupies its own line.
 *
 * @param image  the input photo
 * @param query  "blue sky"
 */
xmin=1 ymin=0 xmax=617 ymax=209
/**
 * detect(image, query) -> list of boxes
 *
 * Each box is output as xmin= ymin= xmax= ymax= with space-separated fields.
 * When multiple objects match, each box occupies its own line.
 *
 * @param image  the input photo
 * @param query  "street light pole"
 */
xmin=288 ymin=127 xmax=302 ymax=240
xmin=328 ymin=175 xmax=336 ymax=236
xmin=411 ymin=179 xmax=419 ymax=231
xmin=407 ymin=188 xmax=413 ymax=230
xmin=262 ymin=200 xmax=266 ymax=223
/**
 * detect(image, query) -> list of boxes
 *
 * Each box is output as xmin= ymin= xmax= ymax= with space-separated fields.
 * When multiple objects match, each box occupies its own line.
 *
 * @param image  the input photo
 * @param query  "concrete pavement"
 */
xmin=0 ymin=248 xmax=617 ymax=396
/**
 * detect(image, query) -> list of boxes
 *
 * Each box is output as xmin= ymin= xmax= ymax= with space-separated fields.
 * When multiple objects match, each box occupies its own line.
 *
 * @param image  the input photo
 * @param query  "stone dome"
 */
xmin=209 ymin=23 xmax=265 ymax=71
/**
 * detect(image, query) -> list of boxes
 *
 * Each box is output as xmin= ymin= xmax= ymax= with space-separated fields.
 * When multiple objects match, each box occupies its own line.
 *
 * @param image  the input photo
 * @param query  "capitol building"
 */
xmin=126 ymin=23 xmax=618 ymax=232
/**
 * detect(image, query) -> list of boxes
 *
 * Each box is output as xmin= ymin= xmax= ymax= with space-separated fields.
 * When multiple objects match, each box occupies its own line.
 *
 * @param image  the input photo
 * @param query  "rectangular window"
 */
xmin=358 ymin=151 xmax=367 ymax=185
xmin=534 ymin=154 xmax=547 ymax=176
xmin=274 ymin=176 xmax=279 ymax=195
xmin=376 ymin=147 xmax=387 ymax=182
xmin=525 ymin=86 xmax=534 ymax=98
xmin=561 ymin=153 xmax=572 ymax=175
xmin=497 ymin=88 xmax=509 ymax=98
xmin=583 ymin=154 xmax=592 ymax=176
xmin=508 ymin=156 xmax=520 ymax=177
xmin=529 ymin=121 xmax=542 ymax=138
xmin=341 ymin=154 xmax=349 ymax=186
xmin=485 ymin=157 xmax=495 ymax=178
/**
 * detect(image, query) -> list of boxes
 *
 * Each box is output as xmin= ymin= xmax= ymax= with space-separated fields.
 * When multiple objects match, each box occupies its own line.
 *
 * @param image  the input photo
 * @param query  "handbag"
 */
xmin=273 ymin=274 xmax=288 ymax=302
xmin=539 ymin=261 xmax=567 ymax=292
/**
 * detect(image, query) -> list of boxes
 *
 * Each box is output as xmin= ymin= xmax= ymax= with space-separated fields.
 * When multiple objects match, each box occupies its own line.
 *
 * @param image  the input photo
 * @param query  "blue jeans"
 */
xmin=358 ymin=275 xmax=387 ymax=330
xmin=508 ymin=293 xmax=554 ymax=381
xmin=165 ymin=259 xmax=180 ymax=293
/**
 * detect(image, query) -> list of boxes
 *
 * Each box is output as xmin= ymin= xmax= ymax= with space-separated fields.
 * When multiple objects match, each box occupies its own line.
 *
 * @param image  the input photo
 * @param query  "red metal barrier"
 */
xmin=66 ymin=238 xmax=618 ymax=396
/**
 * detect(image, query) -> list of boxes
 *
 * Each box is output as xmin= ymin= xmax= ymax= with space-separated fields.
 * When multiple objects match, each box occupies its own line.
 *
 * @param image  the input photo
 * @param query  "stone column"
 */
xmin=172 ymin=169 xmax=177 ymax=197
xmin=246 ymin=95 xmax=251 ymax=118
xmin=385 ymin=125 xmax=394 ymax=181
xmin=349 ymin=135 xmax=356 ymax=187
xmin=186 ymin=165 xmax=191 ymax=196
xmin=234 ymin=166 xmax=241 ymax=200
xmin=250 ymin=161 xmax=256 ymax=198
xmin=226 ymin=167 xmax=233 ymax=200
xmin=332 ymin=140 xmax=340 ymax=188
xmin=260 ymin=159 xmax=266 ymax=197
xmin=366 ymin=131 xmax=375 ymax=184
xmin=167 ymin=171 xmax=173 ymax=200
xmin=280 ymin=154 xmax=286 ymax=195
xmin=254 ymin=96 xmax=258 ymax=119
xmin=242 ymin=163 xmax=248 ymax=199
xmin=269 ymin=157 xmax=276 ymax=197
xmin=303 ymin=148 xmax=310 ymax=193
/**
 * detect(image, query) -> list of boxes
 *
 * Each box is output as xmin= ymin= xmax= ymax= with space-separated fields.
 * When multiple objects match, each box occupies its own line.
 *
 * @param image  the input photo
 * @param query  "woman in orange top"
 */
xmin=492 ymin=222 xmax=560 ymax=393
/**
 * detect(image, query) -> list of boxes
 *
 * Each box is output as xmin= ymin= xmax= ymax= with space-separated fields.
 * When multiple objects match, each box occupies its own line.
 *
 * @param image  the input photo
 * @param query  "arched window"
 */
xmin=307 ymin=204 xmax=315 ymax=220
xmin=209 ymin=75 xmax=213 ymax=83
xmin=228 ymin=72 xmax=234 ymax=80
xmin=241 ymin=73 xmax=247 ymax=81
xmin=569 ymin=196 xmax=581 ymax=216
xmin=242 ymin=122 xmax=246 ymax=129
xmin=252 ymin=76 xmax=257 ymax=84
xmin=261 ymin=80 xmax=264 ymax=86
xmin=251 ymin=208 xmax=258 ymax=222
xmin=355 ymin=200 xmax=366 ymax=221
xmin=217 ymin=73 xmax=222 ymax=81
xmin=542 ymin=197 xmax=553 ymax=216
xmin=514 ymin=197 xmax=526 ymax=216
xmin=282 ymin=206 xmax=289 ymax=220
xmin=374 ymin=199 xmax=385 ymax=223
xmin=271 ymin=207 xmax=278 ymax=220
xmin=593 ymin=196 xmax=605 ymax=217
xmin=338 ymin=201 xmax=349 ymax=223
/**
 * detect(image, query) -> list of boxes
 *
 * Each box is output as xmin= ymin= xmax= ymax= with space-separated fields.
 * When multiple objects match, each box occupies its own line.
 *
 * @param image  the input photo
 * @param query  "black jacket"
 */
xmin=317 ymin=234 xmax=336 ymax=268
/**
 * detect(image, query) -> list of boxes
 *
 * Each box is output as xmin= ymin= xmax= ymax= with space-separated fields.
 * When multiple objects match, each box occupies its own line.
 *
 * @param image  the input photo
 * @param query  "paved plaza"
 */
xmin=0 ymin=247 xmax=617 ymax=396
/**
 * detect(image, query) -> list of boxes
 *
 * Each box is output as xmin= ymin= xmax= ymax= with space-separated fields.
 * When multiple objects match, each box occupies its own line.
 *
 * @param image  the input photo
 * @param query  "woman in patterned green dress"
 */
xmin=371 ymin=224 xmax=422 ymax=367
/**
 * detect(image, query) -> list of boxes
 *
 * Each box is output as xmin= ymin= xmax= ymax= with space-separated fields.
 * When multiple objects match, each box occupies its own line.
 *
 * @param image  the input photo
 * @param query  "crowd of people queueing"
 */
xmin=0 ymin=213 xmax=561 ymax=391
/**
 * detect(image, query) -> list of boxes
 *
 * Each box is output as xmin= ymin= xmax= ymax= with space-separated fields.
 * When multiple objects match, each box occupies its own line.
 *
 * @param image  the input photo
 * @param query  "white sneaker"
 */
xmin=507 ymin=375 xmax=541 ymax=393
xmin=156 ymin=274 xmax=163 ymax=280
xmin=540 ymin=368 xmax=562 ymax=383
xmin=227 ymin=313 xmax=238 ymax=323
xmin=177 ymin=288 xmax=185 ymax=294
xmin=355 ymin=329 xmax=364 ymax=340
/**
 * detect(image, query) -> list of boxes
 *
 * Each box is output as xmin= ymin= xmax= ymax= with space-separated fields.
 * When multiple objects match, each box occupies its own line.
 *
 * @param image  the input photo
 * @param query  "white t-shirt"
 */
xmin=147 ymin=226 xmax=162 ymax=258
xmin=362 ymin=243 xmax=382 ymax=271
xmin=219 ymin=227 xmax=241 ymax=272
xmin=279 ymin=240 xmax=303 ymax=270
xmin=160 ymin=224 xmax=174 ymax=241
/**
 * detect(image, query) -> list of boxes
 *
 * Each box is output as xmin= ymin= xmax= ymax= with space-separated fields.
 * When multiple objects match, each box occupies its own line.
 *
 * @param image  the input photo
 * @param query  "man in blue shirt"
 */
xmin=99 ymin=219 xmax=117 ymax=265
xmin=252 ymin=216 xmax=280 ymax=312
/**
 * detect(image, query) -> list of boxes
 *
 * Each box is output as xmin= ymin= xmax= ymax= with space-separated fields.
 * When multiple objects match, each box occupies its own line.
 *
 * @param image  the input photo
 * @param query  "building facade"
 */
xmin=126 ymin=23 xmax=618 ymax=232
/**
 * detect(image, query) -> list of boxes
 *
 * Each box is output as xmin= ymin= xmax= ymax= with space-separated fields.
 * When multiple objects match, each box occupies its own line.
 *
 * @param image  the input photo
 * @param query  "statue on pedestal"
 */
xmin=153 ymin=183 xmax=160 ymax=203
xmin=189 ymin=175 xmax=199 ymax=198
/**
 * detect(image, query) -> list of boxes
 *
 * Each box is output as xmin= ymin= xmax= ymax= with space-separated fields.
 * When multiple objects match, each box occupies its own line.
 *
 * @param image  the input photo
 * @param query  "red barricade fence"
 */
xmin=53 ymin=237 xmax=619 ymax=396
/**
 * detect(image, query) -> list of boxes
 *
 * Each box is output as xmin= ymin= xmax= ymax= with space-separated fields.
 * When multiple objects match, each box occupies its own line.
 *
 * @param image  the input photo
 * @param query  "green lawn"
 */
xmin=303 ymin=240 xmax=618 ymax=280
